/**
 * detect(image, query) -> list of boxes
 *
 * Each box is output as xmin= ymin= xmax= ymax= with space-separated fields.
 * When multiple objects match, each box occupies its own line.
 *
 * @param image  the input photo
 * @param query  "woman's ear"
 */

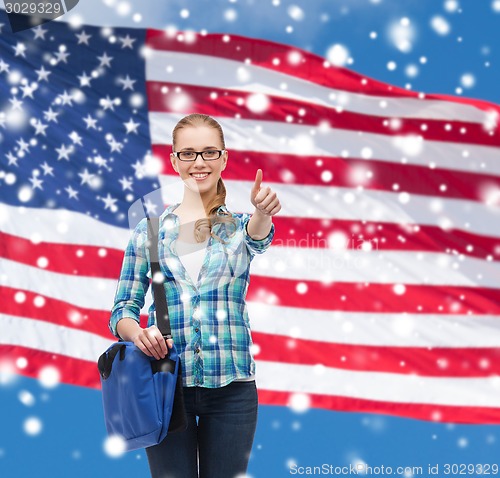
xmin=170 ymin=153 xmax=178 ymax=173
xmin=221 ymin=150 xmax=228 ymax=172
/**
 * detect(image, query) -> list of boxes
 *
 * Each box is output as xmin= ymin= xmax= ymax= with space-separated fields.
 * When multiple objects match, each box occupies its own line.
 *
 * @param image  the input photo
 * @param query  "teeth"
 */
xmin=191 ymin=173 xmax=209 ymax=178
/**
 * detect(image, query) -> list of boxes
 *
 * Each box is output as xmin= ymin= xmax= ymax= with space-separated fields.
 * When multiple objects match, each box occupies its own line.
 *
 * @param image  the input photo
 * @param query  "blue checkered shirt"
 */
xmin=109 ymin=203 xmax=275 ymax=388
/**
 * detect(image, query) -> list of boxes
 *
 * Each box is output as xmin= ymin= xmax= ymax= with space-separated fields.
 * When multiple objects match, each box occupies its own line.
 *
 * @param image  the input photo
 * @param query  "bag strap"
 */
xmin=141 ymin=202 xmax=172 ymax=341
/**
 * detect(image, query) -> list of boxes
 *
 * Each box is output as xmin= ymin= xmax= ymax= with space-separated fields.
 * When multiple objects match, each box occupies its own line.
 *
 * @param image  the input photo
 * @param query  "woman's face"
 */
xmin=170 ymin=125 xmax=228 ymax=194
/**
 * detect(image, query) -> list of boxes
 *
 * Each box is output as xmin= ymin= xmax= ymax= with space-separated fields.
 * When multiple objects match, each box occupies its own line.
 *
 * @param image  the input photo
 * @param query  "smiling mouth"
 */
xmin=190 ymin=173 xmax=211 ymax=180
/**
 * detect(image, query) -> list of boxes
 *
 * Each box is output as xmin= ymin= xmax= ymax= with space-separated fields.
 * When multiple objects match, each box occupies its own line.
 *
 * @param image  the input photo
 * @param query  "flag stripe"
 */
xmin=4 ymin=204 xmax=500 ymax=265
xmin=147 ymin=80 xmax=500 ymax=148
xmin=252 ymin=333 xmax=500 ymax=377
xmin=150 ymin=113 xmax=500 ymax=177
xmin=145 ymin=31 xmax=500 ymax=124
xmin=4 ymin=283 xmax=500 ymax=350
xmin=257 ymin=389 xmax=500 ymax=424
xmin=2 ymin=343 xmax=500 ymax=424
xmin=152 ymin=145 xmax=500 ymax=206
xmin=255 ymin=361 xmax=500 ymax=407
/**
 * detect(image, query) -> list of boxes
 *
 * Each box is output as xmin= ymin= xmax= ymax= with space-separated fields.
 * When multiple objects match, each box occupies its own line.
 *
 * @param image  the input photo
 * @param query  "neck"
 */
xmin=180 ymin=187 xmax=217 ymax=215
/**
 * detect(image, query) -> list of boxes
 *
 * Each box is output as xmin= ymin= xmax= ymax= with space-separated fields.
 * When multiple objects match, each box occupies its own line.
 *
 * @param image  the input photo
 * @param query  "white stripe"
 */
xmin=3 ymin=217 xmax=500 ymax=302
xmin=145 ymin=50 xmax=490 ymax=123
xmin=2 ymin=312 xmax=497 ymax=407
xmin=255 ymin=361 xmax=500 ymax=407
xmin=0 ymin=257 xmax=121 ymax=311
xmin=248 ymin=304 xmax=500 ymax=347
xmin=150 ymin=112 xmax=500 ymax=176
xmin=0 ymin=203 xmax=131 ymax=248
xmin=248 ymin=247 xmax=500 ymax=287
xmin=159 ymin=174 xmax=500 ymax=238
xmin=3 ymin=255 xmax=500 ymax=350
xmin=0 ymin=313 xmax=114 ymax=362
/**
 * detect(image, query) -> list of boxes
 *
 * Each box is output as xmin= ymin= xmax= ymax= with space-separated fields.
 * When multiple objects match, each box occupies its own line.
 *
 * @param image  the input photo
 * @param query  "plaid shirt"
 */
xmin=109 ymin=202 xmax=275 ymax=388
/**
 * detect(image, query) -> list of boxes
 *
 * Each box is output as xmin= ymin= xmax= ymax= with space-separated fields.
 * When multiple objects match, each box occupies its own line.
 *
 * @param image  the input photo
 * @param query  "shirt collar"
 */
xmin=159 ymin=202 xmax=229 ymax=225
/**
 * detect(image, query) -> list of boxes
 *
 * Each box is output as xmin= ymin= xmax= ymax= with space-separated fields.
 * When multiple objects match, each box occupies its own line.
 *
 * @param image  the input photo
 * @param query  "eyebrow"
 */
xmin=180 ymin=146 xmax=220 ymax=151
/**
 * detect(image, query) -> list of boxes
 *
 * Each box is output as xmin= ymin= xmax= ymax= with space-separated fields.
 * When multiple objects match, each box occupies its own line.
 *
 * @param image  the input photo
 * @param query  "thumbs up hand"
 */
xmin=250 ymin=169 xmax=281 ymax=216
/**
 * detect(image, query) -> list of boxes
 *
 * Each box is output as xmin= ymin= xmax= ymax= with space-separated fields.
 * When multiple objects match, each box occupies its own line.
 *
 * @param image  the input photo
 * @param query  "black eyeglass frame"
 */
xmin=173 ymin=150 xmax=226 ymax=162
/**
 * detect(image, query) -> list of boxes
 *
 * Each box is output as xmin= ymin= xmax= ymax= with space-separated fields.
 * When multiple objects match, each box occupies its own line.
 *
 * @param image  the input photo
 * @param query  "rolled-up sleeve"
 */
xmin=108 ymin=220 xmax=150 ymax=339
xmin=241 ymin=213 xmax=275 ymax=256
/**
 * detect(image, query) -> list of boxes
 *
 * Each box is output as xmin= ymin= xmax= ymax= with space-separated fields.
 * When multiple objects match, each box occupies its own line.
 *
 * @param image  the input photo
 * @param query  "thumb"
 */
xmin=252 ymin=169 xmax=263 ymax=194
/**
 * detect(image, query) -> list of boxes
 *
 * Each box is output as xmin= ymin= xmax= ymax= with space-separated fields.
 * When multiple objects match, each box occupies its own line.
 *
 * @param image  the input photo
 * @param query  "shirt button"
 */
xmin=195 ymin=328 xmax=199 ymax=332
xmin=195 ymin=348 xmax=200 ymax=354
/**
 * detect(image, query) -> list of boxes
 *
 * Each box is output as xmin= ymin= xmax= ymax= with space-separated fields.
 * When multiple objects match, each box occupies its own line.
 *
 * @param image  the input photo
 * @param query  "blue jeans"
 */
xmin=145 ymin=380 xmax=258 ymax=478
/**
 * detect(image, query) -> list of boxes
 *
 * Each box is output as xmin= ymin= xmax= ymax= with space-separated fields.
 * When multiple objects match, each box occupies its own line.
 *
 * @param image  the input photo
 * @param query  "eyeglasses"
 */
xmin=173 ymin=150 xmax=225 ymax=162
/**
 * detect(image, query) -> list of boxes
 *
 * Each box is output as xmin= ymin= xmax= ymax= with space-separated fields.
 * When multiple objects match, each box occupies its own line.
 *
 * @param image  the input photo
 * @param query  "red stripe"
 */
xmin=4 ymin=285 xmax=500 ymax=378
xmin=145 ymin=28 xmax=500 ymax=123
xmin=247 ymin=279 xmax=500 ymax=315
xmin=5 ymin=213 xmax=500 ymax=281
xmin=3 ymin=285 xmax=500 ymax=377
xmin=2 ymin=345 xmax=498 ymax=425
xmin=3 ymin=255 xmax=500 ymax=319
xmin=154 ymin=145 xmax=500 ymax=207
xmin=257 ymin=389 xmax=500 ymax=424
xmin=0 ymin=231 xmax=123 ymax=279
xmin=0 ymin=345 xmax=102 ymax=389
xmin=147 ymin=81 xmax=500 ymax=147
xmin=252 ymin=332 xmax=500 ymax=377
xmin=0 ymin=286 xmax=149 ymax=336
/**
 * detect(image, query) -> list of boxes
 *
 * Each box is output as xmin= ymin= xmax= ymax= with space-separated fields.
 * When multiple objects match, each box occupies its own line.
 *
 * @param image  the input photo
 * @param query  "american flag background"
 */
xmin=2 ymin=1 xmax=500 ymax=477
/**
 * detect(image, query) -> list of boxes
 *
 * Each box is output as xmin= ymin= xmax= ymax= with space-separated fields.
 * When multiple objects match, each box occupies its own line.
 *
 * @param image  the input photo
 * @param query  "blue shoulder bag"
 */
xmin=97 ymin=214 xmax=187 ymax=451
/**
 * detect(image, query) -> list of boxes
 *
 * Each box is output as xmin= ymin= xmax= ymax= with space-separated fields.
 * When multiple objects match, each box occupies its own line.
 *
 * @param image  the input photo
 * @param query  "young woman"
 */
xmin=108 ymin=113 xmax=281 ymax=477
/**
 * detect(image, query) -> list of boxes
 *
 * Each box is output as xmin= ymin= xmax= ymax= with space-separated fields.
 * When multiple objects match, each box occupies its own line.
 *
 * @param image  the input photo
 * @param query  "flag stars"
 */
xmin=78 ymin=168 xmax=95 ymax=185
xmin=106 ymin=134 xmax=124 ymax=152
xmin=100 ymin=95 xmax=120 ymax=111
xmin=29 ymin=174 xmax=44 ymax=190
xmin=78 ymin=71 xmax=93 ymax=87
xmin=119 ymin=34 xmax=136 ymax=49
xmin=52 ymin=46 xmax=70 ymax=64
xmin=35 ymin=65 xmax=51 ymax=82
xmin=20 ymin=82 xmax=38 ymax=99
xmin=13 ymin=42 xmax=27 ymax=57
xmin=32 ymin=25 xmax=48 ymax=40
xmin=76 ymin=30 xmax=92 ymax=45
xmin=56 ymin=90 xmax=74 ymax=106
xmin=0 ymin=59 xmax=10 ymax=73
xmin=65 ymin=185 xmax=79 ymax=199
xmin=40 ymin=162 xmax=54 ymax=176
xmin=118 ymin=75 xmax=136 ymax=91
xmin=97 ymin=52 xmax=113 ymax=68
xmin=119 ymin=176 xmax=133 ymax=191
xmin=69 ymin=131 xmax=83 ymax=146
xmin=43 ymin=107 xmax=60 ymax=122
xmin=55 ymin=144 xmax=74 ymax=160
xmin=94 ymin=154 xmax=111 ymax=171
xmin=16 ymin=137 xmax=30 ymax=155
xmin=9 ymin=96 xmax=23 ymax=110
xmin=83 ymin=114 xmax=98 ymax=129
xmin=31 ymin=118 xmax=49 ymax=136
xmin=124 ymin=118 xmax=140 ymax=134
xmin=6 ymin=151 xmax=18 ymax=166
xmin=131 ymin=159 xmax=147 ymax=178
xmin=99 ymin=193 xmax=118 ymax=211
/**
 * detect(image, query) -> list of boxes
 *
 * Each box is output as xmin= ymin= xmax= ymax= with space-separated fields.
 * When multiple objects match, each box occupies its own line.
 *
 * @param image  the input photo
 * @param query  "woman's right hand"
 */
xmin=130 ymin=325 xmax=174 ymax=360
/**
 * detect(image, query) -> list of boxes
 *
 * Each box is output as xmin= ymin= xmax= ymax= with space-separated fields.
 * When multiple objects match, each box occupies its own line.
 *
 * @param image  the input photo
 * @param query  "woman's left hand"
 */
xmin=250 ymin=169 xmax=281 ymax=216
